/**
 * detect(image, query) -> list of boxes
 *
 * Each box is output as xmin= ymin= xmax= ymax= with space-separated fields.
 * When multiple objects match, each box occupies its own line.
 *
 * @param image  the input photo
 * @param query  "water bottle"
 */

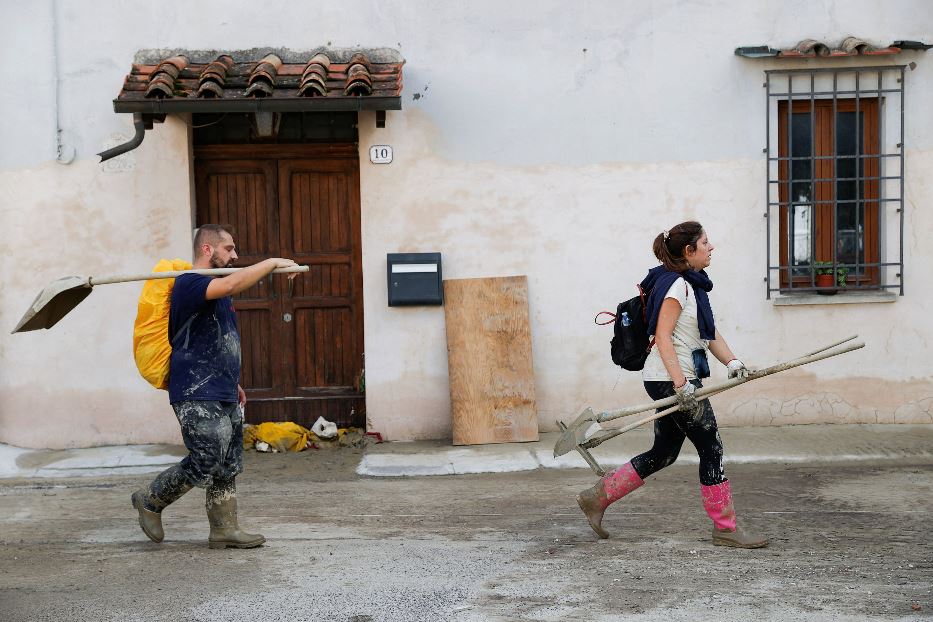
xmin=620 ymin=311 xmax=631 ymax=327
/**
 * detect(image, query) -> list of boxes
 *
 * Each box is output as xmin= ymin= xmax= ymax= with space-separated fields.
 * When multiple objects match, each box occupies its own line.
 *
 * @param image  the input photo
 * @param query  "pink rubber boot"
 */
xmin=576 ymin=462 xmax=644 ymax=539
xmin=701 ymin=480 xmax=768 ymax=548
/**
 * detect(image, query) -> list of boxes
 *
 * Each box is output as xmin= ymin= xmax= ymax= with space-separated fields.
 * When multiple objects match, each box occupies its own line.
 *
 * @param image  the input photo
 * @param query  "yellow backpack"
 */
xmin=133 ymin=259 xmax=192 ymax=389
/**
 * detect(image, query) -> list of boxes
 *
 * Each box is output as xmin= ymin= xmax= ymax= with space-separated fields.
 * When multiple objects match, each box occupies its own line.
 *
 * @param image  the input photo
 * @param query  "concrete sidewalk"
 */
xmin=1 ymin=423 xmax=931 ymax=479
xmin=358 ymin=424 xmax=933 ymax=476
xmin=0 ymin=443 xmax=187 ymax=479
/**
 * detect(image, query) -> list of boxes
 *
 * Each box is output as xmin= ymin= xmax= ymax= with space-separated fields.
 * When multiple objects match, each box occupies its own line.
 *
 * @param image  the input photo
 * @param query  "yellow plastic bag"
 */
xmin=243 ymin=422 xmax=313 ymax=452
xmin=133 ymin=258 xmax=192 ymax=389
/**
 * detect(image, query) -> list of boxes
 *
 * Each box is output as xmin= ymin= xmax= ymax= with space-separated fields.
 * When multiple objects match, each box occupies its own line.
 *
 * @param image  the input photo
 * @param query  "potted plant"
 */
xmin=813 ymin=262 xmax=848 ymax=295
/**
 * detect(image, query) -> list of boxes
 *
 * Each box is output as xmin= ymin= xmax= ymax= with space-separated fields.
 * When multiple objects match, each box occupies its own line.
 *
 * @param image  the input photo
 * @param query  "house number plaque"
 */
xmin=369 ymin=145 xmax=393 ymax=164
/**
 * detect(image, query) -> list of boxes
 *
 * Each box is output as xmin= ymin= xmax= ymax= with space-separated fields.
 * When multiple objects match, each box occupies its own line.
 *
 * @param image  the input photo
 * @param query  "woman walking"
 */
xmin=577 ymin=221 xmax=768 ymax=548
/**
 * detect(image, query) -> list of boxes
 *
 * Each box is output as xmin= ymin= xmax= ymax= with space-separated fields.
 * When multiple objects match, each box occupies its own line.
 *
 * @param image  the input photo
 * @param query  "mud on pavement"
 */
xmin=0 ymin=448 xmax=930 ymax=621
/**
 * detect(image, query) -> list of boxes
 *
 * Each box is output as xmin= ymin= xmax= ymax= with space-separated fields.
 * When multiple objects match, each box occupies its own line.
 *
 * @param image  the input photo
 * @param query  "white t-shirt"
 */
xmin=641 ymin=277 xmax=710 ymax=381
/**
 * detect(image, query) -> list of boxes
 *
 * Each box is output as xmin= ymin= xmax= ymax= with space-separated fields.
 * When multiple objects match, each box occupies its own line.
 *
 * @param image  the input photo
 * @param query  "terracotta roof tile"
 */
xmin=735 ymin=38 xmax=927 ymax=59
xmin=246 ymin=53 xmax=283 ymax=97
xmin=197 ymin=55 xmax=234 ymax=98
xmin=344 ymin=53 xmax=373 ymax=96
xmin=115 ymin=48 xmax=404 ymax=112
xmin=145 ymin=55 xmax=188 ymax=98
xmin=299 ymin=53 xmax=331 ymax=97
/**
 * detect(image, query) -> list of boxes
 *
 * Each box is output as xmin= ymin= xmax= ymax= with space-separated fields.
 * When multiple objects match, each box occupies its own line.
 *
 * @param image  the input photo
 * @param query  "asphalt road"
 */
xmin=1 ymin=448 xmax=930 ymax=621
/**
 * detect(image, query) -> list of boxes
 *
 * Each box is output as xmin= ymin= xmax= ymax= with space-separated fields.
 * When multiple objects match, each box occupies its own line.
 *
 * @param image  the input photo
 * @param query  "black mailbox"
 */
xmin=387 ymin=252 xmax=443 ymax=306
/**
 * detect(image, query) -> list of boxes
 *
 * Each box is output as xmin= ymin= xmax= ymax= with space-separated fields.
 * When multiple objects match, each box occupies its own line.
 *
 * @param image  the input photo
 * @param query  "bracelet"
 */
xmin=726 ymin=358 xmax=737 ymax=365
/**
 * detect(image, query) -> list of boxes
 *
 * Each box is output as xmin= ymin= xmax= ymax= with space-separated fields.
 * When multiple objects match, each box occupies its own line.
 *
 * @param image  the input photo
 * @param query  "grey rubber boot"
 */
xmin=206 ymin=479 xmax=265 ymax=550
xmin=131 ymin=465 xmax=193 ymax=543
xmin=701 ymin=481 xmax=769 ymax=549
xmin=576 ymin=462 xmax=645 ymax=539
xmin=576 ymin=484 xmax=610 ymax=539
xmin=712 ymin=526 xmax=769 ymax=549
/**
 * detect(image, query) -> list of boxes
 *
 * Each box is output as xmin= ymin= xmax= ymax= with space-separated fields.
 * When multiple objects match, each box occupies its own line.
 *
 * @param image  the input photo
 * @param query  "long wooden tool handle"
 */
xmin=795 ymin=334 xmax=858 ymax=359
xmin=594 ymin=337 xmax=857 ymax=423
xmin=588 ymin=404 xmax=682 ymax=447
xmin=587 ymin=340 xmax=864 ymax=444
xmin=88 ymin=265 xmax=309 ymax=286
xmin=587 ymin=378 xmax=753 ymax=448
xmin=595 ymin=340 xmax=865 ymax=424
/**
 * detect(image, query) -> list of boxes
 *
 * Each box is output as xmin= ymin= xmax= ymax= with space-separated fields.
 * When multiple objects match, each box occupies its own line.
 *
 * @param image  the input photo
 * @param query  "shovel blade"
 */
xmin=553 ymin=407 xmax=599 ymax=457
xmin=11 ymin=277 xmax=92 ymax=333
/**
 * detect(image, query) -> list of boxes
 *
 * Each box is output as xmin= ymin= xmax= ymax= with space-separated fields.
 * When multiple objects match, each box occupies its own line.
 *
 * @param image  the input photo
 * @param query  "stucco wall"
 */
xmin=1 ymin=0 xmax=931 ymax=447
xmin=0 ymin=118 xmax=194 ymax=448
xmin=358 ymin=108 xmax=933 ymax=439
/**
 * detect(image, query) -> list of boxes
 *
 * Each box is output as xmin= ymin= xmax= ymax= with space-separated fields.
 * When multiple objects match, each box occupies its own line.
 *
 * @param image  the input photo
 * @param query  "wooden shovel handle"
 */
xmin=584 ymin=338 xmax=864 ymax=445
xmin=595 ymin=338 xmax=864 ymax=424
xmin=88 ymin=265 xmax=309 ymax=286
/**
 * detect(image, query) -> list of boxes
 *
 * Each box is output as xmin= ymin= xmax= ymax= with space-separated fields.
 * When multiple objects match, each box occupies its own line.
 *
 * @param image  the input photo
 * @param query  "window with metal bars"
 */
xmin=764 ymin=66 xmax=905 ymax=298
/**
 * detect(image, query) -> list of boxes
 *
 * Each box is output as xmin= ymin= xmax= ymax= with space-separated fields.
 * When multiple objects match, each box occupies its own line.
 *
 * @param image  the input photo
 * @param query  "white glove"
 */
xmin=674 ymin=381 xmax=699 ymax=415
xmin=727 ymin=359 xmax=749 ymax=380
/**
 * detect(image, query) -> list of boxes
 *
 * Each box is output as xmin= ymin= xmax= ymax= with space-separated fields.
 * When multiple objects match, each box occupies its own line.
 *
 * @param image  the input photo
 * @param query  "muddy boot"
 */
xmin=576 ymin=462 xmax=644 ymax=539
xmin=206 ymin=479 xmax=265 ymax=550
xmin=131 ymin=465 xmax=193 ymax=543
xmin=701 ymin=480 xmax=769 ymax=549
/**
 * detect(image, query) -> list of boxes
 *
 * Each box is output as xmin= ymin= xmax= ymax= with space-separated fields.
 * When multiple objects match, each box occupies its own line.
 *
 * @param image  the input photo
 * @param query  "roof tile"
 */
xmin=344 ymin=53 xmax=373 ymax=96
xmin=246 ymin=53 xmax=283 ymax=97
xmin=118 ymin=48 xmax=404 ymax=109
xmin=145 ymin=55 xmax=188 ymax=98
xmin=299 ymin=53 xmax=331 ymax=97
xmin=197 ymin=55 xmax=235 ymax=98
xmin=735 ymin=38 xmax=925 ymax=59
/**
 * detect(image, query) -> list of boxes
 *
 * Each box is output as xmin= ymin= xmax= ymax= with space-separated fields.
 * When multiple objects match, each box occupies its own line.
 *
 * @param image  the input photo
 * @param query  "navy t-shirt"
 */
xmin=167 ymin=274 xmax=241 ymax=404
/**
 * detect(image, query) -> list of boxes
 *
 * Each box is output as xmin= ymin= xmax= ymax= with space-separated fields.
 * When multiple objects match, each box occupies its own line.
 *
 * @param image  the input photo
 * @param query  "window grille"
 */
xmin=764 ymin=66 xmax=906 ymax=298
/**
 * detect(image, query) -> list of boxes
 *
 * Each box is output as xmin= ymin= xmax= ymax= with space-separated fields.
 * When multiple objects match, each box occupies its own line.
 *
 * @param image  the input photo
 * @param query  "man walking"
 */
xmin=132 ymin=224 xmax=297 ymax=549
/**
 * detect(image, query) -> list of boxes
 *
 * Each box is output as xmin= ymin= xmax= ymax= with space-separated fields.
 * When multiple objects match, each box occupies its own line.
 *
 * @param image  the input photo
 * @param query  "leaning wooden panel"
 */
xmin=444 ymin=276 xmax=539 ymax=445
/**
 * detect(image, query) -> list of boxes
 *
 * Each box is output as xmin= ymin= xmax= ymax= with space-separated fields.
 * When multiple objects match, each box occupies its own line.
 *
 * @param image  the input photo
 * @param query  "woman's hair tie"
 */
xmin=662 ymin=229 xmax=670 ymax=240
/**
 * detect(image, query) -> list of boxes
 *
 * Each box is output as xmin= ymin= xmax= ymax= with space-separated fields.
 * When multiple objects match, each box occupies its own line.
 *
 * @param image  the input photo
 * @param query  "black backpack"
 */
xmin=596 ymin=285 xmax=653 ymax=371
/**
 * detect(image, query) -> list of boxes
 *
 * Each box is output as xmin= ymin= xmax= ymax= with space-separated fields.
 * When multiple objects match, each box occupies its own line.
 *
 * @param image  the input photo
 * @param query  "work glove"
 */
xmin=674 ymin=380 xmax=699 ymax=415
xmin=727 ymin=359 xmax=749 ymax=380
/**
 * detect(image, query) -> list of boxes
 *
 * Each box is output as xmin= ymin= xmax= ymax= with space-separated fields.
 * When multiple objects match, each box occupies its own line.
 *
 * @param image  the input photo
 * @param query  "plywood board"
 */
xmin=443 ymin=276 xmax=539 ymax=445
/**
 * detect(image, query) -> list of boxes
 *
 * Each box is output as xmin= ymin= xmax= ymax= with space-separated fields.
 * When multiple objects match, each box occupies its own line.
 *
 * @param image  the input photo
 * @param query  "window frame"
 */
xmin=763 ymin=66 xmax=906 ymax=300
xmin=776 ymin=98 xmax=881 ymax=290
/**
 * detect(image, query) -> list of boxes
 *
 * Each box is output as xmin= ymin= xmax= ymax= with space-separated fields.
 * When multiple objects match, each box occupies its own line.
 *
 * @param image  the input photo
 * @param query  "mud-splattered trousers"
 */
xmin=630 ymin=379 xmax=726 ymax=486
xmin=172 ymin=400 xmax=244 ymax=488
xmin=138 ymin=401 xmax=242 ymax=513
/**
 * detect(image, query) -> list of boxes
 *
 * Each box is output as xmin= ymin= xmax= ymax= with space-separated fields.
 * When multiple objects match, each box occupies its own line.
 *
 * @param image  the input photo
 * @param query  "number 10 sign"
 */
xmin=369 ymin=145 xmax=393 ymax=164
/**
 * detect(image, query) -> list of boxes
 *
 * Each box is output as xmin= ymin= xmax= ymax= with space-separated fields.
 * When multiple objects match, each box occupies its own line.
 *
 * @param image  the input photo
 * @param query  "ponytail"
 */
xmin=653 ymin=221 xmax=704 ymax=272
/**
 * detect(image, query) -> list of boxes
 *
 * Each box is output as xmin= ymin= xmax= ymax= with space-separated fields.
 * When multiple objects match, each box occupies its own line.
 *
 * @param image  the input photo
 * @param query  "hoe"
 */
xmin=554 ymin=335 xmax=865 ymax=475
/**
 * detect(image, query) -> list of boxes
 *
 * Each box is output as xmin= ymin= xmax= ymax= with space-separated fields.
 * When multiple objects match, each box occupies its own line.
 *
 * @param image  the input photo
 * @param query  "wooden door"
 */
xmin=194 ymin=145 xmax=365 ymax=428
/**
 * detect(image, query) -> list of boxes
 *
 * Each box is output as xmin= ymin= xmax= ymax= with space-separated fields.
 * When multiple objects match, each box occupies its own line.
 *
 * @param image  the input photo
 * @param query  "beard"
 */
xmin=210 ymin=251 xmax=235 ymax=269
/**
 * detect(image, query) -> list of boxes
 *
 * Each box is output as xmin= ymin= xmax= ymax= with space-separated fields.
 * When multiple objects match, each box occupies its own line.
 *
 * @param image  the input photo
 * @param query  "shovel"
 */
xmin=11 ymin=265 xmax=310 ymax=334
xmin=554 ymin=335 xmax=864 ymax=475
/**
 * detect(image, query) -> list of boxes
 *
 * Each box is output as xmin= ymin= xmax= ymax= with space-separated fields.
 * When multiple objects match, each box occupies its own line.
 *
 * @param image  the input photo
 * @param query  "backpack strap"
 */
xmin=637 ymin=284 xmax=648 ymax=322
xmin=638 ymin=284 xmax=656 ymax=352
xmin=594 ymin=311 xmax=617 ymax=325
xmin=171 ymin=313 xmax=198 ymax=350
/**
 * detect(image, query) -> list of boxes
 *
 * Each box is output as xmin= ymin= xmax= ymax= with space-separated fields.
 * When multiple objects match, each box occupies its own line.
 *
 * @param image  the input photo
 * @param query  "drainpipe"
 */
xmin=51 ymin=0 xmax=74 ymax=164
xmin=97 ymin=113 xmax=147 ymax=162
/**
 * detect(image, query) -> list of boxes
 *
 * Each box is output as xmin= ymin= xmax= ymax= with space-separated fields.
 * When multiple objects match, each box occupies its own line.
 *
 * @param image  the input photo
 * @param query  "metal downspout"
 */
xmin=97 ymin=113 xmax=147 ymax=162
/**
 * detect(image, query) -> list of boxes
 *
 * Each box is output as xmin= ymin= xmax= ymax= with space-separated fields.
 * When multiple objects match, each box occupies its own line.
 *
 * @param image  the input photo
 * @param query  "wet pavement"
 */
xmin=0 ymin=426 xmax=931 ymax=621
